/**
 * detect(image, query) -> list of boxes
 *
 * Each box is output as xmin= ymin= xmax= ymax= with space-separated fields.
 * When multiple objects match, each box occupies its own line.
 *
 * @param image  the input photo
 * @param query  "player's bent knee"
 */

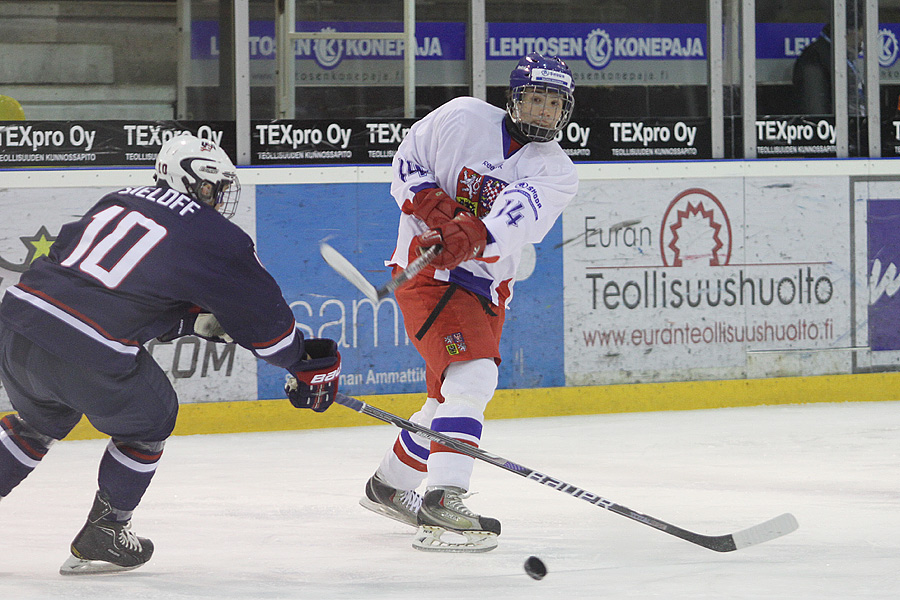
xmin=441 ymin=359 xmax=498 ymax=411
xmin=3 ymin=414 xmax=57 ymax=447
xmin=410 ymin=397 xmax=441 ymax=426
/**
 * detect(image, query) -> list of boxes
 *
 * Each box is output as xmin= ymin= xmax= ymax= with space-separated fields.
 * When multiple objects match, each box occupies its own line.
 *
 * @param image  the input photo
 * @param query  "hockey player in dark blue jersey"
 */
xmin=0 ymin=134 xmax=340 ymax=575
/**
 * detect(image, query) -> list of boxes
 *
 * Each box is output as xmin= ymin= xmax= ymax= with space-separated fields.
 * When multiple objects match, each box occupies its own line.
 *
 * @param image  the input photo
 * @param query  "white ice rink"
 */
xmin=3 ymin=400 xmax=899 ymax=599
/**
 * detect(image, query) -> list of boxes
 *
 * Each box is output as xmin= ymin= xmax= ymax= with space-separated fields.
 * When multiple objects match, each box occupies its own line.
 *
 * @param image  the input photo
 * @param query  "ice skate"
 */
xmin=413 ymin=486 xmax=500 ymax=553
xmin=59 ymin=491 xmax=154 ymax=575
xmin=359 ymin=472 xmax=423 ymax=527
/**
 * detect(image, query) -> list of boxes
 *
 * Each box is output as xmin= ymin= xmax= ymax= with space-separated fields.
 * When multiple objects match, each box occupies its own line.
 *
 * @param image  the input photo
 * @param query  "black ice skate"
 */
xmin=413 ymin=486 xmax=501 ymax=553
xmin=359 ymin=472 xmax=423 ymax=527
xmin=59 ymin=490 xmax=154 ymax=575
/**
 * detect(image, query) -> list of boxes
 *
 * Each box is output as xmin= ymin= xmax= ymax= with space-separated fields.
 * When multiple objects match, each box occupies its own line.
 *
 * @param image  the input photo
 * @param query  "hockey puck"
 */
xmin=523 ymin=556 xmax=547 ymax=580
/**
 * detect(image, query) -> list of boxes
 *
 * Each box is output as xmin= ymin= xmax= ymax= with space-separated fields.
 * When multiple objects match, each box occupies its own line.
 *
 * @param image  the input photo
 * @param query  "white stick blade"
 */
xmin=731 ymin=513 xmax=799 ymax=550
xmin=319 ymin=243 xmax=379 ymax=302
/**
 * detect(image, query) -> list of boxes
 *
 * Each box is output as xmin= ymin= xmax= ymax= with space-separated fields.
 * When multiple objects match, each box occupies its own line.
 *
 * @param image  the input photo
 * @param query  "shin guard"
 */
xmin=376 ymin=397 xmax=439 ymax=491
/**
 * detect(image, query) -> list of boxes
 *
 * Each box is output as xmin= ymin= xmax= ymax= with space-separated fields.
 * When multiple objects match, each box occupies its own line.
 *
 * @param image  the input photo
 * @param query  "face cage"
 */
xmin=509 ymin=85 xmax=574 ymax=142
xmin=188 ymin=176 xmax=241 ymax=219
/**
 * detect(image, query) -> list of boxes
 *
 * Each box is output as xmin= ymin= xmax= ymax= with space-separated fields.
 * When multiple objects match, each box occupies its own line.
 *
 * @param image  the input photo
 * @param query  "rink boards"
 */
xmin=2 ymin=160 xmax=900 ymax=437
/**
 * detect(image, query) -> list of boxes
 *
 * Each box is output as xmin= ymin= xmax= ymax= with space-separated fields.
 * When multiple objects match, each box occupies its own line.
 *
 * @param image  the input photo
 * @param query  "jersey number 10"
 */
xmin=60 ymin=205 xmax=168 ymax=289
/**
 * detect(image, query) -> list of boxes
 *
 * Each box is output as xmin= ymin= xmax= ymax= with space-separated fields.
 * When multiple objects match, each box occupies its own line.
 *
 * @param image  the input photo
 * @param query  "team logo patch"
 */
xmin=479 ymin=176 xmax=507 ymax=215
xmin=444 ymin=332 xmax=468 ymax=355
xmin=455 ymin=167 xmax=508 ymax=218
xmin=455 ymin=167 xmax=482 ymax=215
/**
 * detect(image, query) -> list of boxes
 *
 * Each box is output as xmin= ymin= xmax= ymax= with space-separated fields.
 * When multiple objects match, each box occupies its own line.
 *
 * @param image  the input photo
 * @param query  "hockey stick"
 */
xmin=335 ymin=393 xmax=798 ymax=552
xmin=320 ymin=242 xmax=441 ymax=303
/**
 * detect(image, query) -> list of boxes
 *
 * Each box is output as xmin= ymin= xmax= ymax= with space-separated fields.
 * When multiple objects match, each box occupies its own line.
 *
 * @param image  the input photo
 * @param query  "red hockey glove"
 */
xmin=285 ymin=338 xmax=341 ymax=412
xmin=414 ymin=212 xmax=488 ymax=271
xmin=401 ymin=187 xmax=471 ymax=228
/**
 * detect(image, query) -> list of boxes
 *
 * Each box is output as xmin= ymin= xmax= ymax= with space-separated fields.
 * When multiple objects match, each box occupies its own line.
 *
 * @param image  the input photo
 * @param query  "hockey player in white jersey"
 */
xmin=360 ymin=52 xmax=579 ymax=552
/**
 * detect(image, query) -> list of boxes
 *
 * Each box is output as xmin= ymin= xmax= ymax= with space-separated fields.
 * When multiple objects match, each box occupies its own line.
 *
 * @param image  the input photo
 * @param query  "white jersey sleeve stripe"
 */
xmin=7 ymin=285 xmax=140 ymax=357
xmin=253 ymin=326 xmax=297 ymax=357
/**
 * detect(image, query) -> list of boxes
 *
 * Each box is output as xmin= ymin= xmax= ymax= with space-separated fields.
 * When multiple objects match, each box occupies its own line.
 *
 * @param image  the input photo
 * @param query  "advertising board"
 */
xmin=563 ymin=176 xmax=851 ymax=384
xmin=252 ymin=182 xmax=566 ymax=399
xmin=3 ymin=164 xmax=900 ymax=411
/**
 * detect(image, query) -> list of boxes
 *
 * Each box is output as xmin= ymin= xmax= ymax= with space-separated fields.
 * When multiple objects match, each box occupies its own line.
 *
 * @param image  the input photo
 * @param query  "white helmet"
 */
xmin=154 ymin=134 xmax=240 ymax=218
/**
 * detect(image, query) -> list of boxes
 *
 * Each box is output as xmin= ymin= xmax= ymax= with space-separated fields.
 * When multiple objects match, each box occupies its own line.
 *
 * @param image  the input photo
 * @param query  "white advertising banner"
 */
xmin=564 ymin=176 xmax=851 ymax=385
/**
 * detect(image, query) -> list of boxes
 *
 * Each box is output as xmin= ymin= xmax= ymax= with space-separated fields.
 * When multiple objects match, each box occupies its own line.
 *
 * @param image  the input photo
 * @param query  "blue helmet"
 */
xmin=507 ymin=52 xmax=575 ymax=142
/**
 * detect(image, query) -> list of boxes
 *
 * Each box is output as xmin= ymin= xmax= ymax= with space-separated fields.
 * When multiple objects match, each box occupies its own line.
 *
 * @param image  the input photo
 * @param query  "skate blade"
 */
xmin=359 ymin=497 xmax=418 ymax=528
xmin=59 ymin=554 xmax=143 ymax=576
xmin=412 ymin=525 xmax=498 ymax=553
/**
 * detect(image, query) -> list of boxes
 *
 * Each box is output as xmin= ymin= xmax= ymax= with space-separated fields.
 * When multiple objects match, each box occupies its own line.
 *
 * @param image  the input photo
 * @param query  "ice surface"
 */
xmin=3 ymin=401 xmax=899 ymax=599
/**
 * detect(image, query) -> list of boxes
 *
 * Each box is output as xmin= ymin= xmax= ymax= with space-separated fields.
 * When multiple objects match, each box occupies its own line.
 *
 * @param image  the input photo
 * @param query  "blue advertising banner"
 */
xmin=191 ymin=21 xmax=465 ymax=62
xmin=253 ymin=182 xmax=565 ymax=399
xmin=867 ymin=200 xmax=900 ymax=351
xmin=756 ymin=22 xmax=900 ymax=68
xmin=880 ymin=24 xmax=900 ymax=69
xmin=756 ymin=23 xmax=823 ymax=60
xmin=186 ymin=20 xmax=900 ymax=89
xmin=486 ymin=22 xmax=706 ymax=68
xmin=191 ymin=20 xmax=706 ymax=68
xmin=191 ymin=20 xmax=710 ymax=87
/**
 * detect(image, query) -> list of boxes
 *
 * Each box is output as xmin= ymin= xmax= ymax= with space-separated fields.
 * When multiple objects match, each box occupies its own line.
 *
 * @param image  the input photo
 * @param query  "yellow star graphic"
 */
xmin=29 ymin=233 xmax=55 ymax=262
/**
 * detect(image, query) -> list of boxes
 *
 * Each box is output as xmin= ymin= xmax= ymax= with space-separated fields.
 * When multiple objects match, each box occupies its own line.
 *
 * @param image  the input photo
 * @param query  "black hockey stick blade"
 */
xmin=334 ymin=393 xmax=799 ymax=552
xmin=319 ymin=243 xmax=440 ymax=302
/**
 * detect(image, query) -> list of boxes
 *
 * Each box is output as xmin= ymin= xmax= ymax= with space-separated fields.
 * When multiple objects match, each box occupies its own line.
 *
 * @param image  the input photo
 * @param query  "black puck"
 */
xmin=524 ymin=555 xmax=547 ymax=580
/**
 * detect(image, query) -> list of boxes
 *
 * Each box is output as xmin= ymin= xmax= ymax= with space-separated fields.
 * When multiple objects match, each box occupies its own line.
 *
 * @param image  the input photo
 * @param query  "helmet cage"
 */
xmin=180 ymin=157 xmax=240 ymax=219
xmin=506 ymin=52 xmax=575 ymax=143
xmin=155 ymin=134 xmax=241 ymax=219
xmin=508 ymin=84 xmax=574 ymax=143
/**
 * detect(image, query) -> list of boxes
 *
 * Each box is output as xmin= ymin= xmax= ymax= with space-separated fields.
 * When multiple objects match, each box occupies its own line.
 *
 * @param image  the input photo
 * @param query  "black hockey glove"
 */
xmin=284 ymin=338 xmax=341 ymax=412
xmin=157 ymin=312 xmax=232 ymax=343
